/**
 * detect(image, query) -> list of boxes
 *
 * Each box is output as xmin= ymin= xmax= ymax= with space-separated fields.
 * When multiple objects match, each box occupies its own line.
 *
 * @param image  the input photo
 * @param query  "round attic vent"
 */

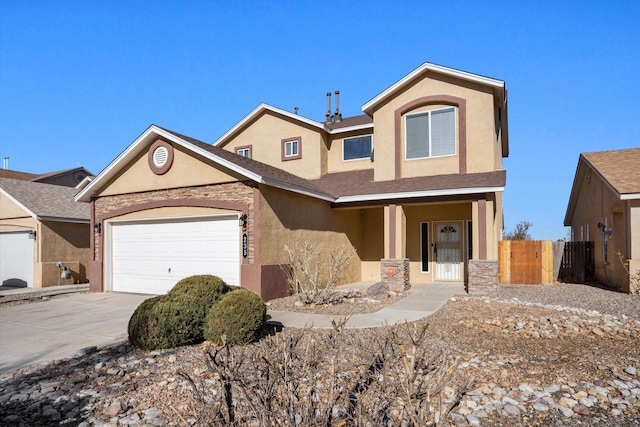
xmin=148 ymin=140 xmax=174 ymax=175
xmin=153 ymin=146 xmax=169 ymax=167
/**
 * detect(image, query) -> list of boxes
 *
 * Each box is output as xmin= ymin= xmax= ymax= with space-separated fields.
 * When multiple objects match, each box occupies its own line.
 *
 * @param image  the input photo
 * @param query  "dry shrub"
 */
xmin=180 ymin=319 xmax=474 ymax=426
xmin=284 ymin=241 xmax=357 ymax=304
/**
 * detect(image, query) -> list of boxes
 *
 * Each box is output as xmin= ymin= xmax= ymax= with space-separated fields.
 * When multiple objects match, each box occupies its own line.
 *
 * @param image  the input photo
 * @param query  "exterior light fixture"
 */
xmin=28 ymin=230 xmax=36 ymax=240
xmin=94 ymin=223 xmax=102 ymax=234
xmin=239 ymin=214 xmax=247 ymax=228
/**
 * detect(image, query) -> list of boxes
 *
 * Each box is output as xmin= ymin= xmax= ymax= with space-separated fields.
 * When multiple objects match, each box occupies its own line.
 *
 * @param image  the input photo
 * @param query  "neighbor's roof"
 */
xmin=0 ymin=169 xmax=39 ymax=181
xmin=0 ymin=177 xmax=90 ymax=223
xmin=77 ymin=125 xmax=505 ymax=205
xmin=582 ymin=148 xmax=640 ymax=196
xmin=0 ymin=167 xmax=93 ymax=186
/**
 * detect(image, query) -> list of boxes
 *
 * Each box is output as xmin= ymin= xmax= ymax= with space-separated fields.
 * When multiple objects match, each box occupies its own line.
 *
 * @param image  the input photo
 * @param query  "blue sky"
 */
xmin=1 ymin=0 xmax=638 ymax=241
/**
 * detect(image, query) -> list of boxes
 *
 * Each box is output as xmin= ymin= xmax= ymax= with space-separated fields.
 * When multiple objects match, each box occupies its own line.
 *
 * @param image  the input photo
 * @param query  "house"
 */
xmin=76 ymin=62 xmax=509 ymax=300
xmin=0 ymin=177 xmax=91 ymax=288
xmin=0 ymin=166 xmax=93 ymax=188
xmin=564 ymin=148 xmax=640 ymax=293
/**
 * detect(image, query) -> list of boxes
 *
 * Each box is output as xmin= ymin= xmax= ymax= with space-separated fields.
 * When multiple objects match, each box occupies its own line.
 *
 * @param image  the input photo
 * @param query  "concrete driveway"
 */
xmin=0 ymin=292 xmax=151 ymax=375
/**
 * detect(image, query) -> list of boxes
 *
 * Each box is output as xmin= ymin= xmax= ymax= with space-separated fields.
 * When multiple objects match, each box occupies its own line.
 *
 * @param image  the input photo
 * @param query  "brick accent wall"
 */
xmin=380 ymin=258 xmax=411 ymax=292
xmin=468 ymin=260 xmax=498 ymax=296
xmin=93 ymin=182 xmax=255 ymax=262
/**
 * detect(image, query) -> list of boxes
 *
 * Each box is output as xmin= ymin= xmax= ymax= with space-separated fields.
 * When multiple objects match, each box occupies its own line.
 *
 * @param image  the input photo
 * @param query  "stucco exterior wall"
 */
xmin=369 ymin=73 xmax=497 ymax=181
xmin=257 ymin=185 xmax=362 ymax=285
xmin=326 ymin=130 xmax=375 ymax=173
xmin=567 ymin=163 xmax=629 ymax=290
xmin=99 ymin=142 xmax=243 ymax=197
xmin=36 ymin=221 xmax=90 ymax=287
xmin=221 ymin=112 xmax=326 ymax=179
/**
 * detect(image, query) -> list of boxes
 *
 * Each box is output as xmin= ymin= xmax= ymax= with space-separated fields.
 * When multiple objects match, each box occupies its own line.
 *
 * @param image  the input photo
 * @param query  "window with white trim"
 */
xmin=405 ymin=107 xmax=456 ymax=159
xmin=282 ymin=137 xmax=301 ymax=160
xmin=236 ymin=147 xmax=251 ymax=158
xmin=343 ymin=135 xmax=372 ymax=161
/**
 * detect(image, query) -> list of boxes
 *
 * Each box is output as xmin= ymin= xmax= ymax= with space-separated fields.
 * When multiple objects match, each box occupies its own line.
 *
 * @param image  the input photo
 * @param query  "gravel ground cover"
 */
xmin=1 ymin=282 xmax=639 ymax=426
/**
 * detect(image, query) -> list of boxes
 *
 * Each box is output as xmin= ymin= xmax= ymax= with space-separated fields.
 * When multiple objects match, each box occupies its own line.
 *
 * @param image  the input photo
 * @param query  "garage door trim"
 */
xmin=104 ymin=214 xmax=241 ymax=294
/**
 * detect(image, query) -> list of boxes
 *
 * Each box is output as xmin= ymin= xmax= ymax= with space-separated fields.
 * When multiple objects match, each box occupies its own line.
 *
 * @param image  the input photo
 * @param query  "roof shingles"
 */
xmin=583 ymin=148 xmax=640 ymax=195
xmin=0 ymin=177 xmax=90 ymax=221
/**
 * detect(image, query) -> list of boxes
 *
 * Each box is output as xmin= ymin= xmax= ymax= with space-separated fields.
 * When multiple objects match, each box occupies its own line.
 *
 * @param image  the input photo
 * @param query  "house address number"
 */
xmin=242 ymin=233 xmax=248 ymax=258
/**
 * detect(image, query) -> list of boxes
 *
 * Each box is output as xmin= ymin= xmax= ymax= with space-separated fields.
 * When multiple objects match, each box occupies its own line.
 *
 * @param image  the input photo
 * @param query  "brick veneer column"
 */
xmin=380 ymin=258 xmax=411 ymax=292
xmin=468 ymin=260 xmax=498 ymax=296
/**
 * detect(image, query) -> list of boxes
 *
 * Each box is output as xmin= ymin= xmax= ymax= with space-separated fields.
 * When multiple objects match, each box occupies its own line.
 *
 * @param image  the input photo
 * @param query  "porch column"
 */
xmin=382 ymin=204 xmax=410 ymax=291
xmin=469 ymin=196 xmax=498 ymax=296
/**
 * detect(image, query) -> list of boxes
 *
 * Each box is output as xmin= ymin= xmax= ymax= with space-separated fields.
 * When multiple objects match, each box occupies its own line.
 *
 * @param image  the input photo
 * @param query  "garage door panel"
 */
xmin=0 ymin=231 xmax=34 ymax=287
xmin=111 ymin=217 xmax=240 ymax=294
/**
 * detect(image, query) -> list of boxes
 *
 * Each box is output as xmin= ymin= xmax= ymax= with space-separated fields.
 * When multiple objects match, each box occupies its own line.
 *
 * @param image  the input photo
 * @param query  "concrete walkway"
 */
xmin=268 ymin=282 xmax=465 ymax=329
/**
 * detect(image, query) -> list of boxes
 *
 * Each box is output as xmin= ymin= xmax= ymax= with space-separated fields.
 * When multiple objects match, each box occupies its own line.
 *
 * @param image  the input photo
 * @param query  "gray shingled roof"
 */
xmin=582 ymin=148 xmax=640 ymax=195
xmin=0 ymin=177 xmax=90 ymax=222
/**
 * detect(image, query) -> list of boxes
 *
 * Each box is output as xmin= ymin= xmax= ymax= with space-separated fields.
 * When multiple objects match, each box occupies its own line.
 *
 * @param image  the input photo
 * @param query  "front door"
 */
xmin=435 ymin=222 xmax=461 ymax=280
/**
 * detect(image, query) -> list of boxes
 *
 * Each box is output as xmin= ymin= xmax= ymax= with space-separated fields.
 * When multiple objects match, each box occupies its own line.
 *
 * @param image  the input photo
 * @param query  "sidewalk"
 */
xmin=267 ymin=282 xmax=465 ymax=329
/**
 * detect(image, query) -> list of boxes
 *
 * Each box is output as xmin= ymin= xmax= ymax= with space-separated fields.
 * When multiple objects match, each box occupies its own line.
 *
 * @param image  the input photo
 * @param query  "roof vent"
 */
xmin=153 ymin=146 xmax=169 ymax=168
xmin=334 ymin=90 xmax=342 ymax=123
xmin=148 ymin=140 xmax=174 ymax=175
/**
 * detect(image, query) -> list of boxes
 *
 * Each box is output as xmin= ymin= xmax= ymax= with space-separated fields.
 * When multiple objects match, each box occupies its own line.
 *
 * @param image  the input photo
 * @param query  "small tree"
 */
xmin=283 ymin=241 xmax=356 ymax=304
xmin=504 ymin=221 xmax=533 ymax=240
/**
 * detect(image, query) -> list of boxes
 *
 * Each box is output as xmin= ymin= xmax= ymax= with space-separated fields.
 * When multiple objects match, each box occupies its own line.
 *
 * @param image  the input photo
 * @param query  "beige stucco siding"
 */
xmin=98 ymin=143 xmax=243 ymax=197
xmin=222 ymin=112 xmax=326 ymax=179
xmin=0 ymin=193 xmax=31 ymax=221
xmin=567 ymin=163 xmax=629 ymax=290
xmin=36 ymin=221 xmax=90 ymax=287
xmin=370 ymin=73 xmax=497 ymax=181
xmin=258 ymin=185 xmax=362 ymax=284
xmin=327 ymin=131 xmax=375 ymax=173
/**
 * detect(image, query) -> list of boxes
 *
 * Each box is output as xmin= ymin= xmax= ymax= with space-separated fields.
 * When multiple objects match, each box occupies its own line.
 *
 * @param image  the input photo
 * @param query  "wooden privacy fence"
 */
xmin=558 ymin=241 xmax=595 ymax=284
xmin=499 ymin=240 xmax=554 ymax=285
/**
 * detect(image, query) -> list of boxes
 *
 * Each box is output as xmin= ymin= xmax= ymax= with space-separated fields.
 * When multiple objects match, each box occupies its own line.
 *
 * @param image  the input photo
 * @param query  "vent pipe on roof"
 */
xmin=3 ymin=157 xmax=8 ymax=170
xmin=294 ymin=106 xmax=299 ymax=115
xmin=326 ymin=92 xmax=332 ymax=123
xmin=334 ymin=91 xmax=342 ymax=123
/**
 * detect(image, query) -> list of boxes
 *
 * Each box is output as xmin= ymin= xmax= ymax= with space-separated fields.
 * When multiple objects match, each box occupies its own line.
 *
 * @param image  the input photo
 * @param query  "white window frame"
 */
xmin=342 ymin=134 xmax=373 ymax=162
xmin=404 ymin=106 xmax=456 ymax=160
xmin=236 ymin=147 xmax=251 ymax=158
xmin=284 ymin=139 xmax=299 ymax=157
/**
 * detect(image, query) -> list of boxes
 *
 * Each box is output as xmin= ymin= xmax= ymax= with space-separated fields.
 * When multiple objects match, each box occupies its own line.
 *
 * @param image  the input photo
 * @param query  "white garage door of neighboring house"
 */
xmin=110 ymin=216 xmax=240 ymax=294
xmin=0 ymin=231 xmax=34 ymax=287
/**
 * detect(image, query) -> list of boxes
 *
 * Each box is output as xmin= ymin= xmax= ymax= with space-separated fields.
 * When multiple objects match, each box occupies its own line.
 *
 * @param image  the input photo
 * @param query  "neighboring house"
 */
xmin=76 ymin=62 xmax=509 ymax=300
xmin=564 ymin=148 xmax=640 ymax=293
xmin=0 ymin=166 xmax=93 ymax=188
xmin=0 ymin=177 xmax=91 ymax=288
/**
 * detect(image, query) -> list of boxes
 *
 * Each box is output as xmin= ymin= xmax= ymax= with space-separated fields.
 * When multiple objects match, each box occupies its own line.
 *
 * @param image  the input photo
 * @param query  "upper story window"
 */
xmin=405 ymin=107 xmax=456 ymax=160
xmin=281 ymin=137 xmax=302 ymax=161
xmin=343 ymin=135 xmax=372 ymax=161
xmin=236 ymin=146 xmax=251 ymax=158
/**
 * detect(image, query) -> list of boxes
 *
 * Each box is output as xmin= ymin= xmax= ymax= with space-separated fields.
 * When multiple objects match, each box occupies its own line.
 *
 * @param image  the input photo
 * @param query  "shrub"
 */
xmin=204 ymin=288 xmax=266 ymax=346
xmin=127 ymin=295 xmax=168 ymax=350
xmin=128 ymin=275 xmax=233 ymax=350
xmin=169 ymin=274 xmax=231 ymax=300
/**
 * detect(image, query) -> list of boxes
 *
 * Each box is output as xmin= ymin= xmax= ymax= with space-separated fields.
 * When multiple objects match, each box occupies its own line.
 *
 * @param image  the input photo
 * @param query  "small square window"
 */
xmin=343 ymin=135 xmax=372 ymax=161
xmin=236 ymin=146 xmax=251 ymax=158
xmin=281 ymin=137 xmax=302 ymax=161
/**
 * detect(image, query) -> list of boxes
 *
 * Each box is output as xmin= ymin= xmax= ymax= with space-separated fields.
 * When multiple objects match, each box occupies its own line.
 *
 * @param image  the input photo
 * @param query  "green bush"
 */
xmin=128 ymin=275 xmax=233 ymax=350
xmin=127 ymin=295 xmax=168 ymax=350
xmin=169 ymin=274 xmax=231 ymax=300
xmin=204 ymin=288 xmax=267 ymax=346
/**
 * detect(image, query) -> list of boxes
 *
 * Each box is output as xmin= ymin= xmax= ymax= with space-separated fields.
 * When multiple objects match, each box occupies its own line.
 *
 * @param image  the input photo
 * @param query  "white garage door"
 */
xmin=0 ymin=231 xmax=34 ymax=287
xmin=110 ymin=216 xmax=240 ymax=294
